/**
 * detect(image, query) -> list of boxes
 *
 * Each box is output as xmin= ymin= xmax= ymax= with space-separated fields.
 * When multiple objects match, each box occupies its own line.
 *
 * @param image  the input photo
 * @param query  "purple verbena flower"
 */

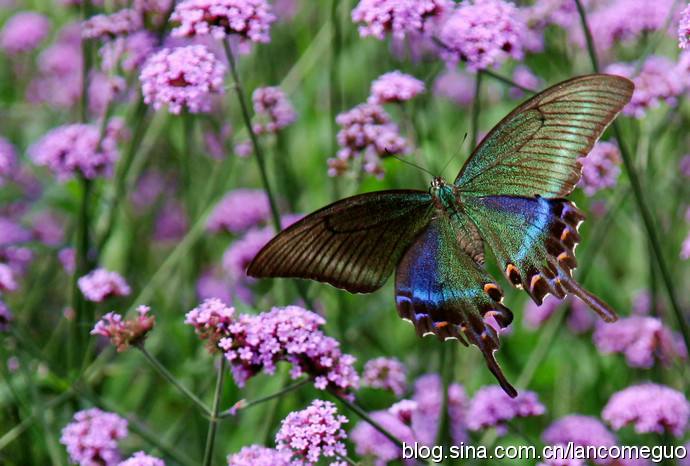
xmin=578 ymin=141 xmax=621 ymax=196
xmin=329 ymin=103 xmax=409 ymax=179
xmin=351 ymin=0 xmax=453 ymax=40
xmin=171 ymin=0 xmax=276 ymax=45
xmin=208 ymin=189 xmax=270 ymax=233
xmin=29 ymin=123 xmax=120 ymax=180
xmin=351 ymin=410 xmax=415 ymax=466
xmin=0 ymin=137 xmax=17 ymax=184
xmin=275 ymin=400 xmax=348 ymax=466
xmin=593 ymin=316 xmax=686 ymax=368
xmin=78 ymin=268 xmax=131 ymax=302
xmin=101 ymin=31 xmax=156 ymax=73
xmin=92 ymin=306 xmax=156 ymax=352
xmin=222 ymin=227 xmax=274 ymax=280
xmin=197 ymin=268 xmax=233 ymax=304
xmin=0 ymin=300 xmax=12 ymax=332
xmin=60 ymin=408 xmax=128 ymax=466
xmin=362 ymin=356 xmax=407 ymax=396
xmin=185 ymin=297 xmax=235 ymax=351
xmin=118 ymin=451 xmax=165 ymax=466
xmin=602 ymin=383 xmax=690 ymax=437
xmin=252 ymin=86 xmax=296 ymax=134
xmin=542 ymin=415 xmax=617 ymax=455
xmin=227 ymin=445 xmax=292 ymax=466
xmin=437 ymin=0 xmax=527 ymax=71
xmin=59 ymin=248 xmax=76 ymax=274
xmin=523 ymin=295 xmax=561 ymax=328
xmin=30 ymin=211 xmax=65 ymax=246
xmin=369 ymin=71 xmax=425 ymax=104
xmin=433 ymin=69 xmax=475 ymax=106
xmin=466 ymin=385 xmax=545 ymax=434
xmin=410 ymin=373 xmax=443 ymax=444
xmin=0 ymin=11 xmax=50 ymax=55
xmin=153 ymin=200 xmax=188 ymax=241
xmin=88 ymin=72 xmax=126 ymax=116
xmin=140 ymin=45 xmax=226 ymax=114
xmin=0 ymin=263 xmax=18 ymax=293
xmin=82 ymin=9 xmax=142 ymax=40
xmin=680 ymin=4 xmax=690 ymax=49
xmin=605 ymin=57 xmax=685 ymax=118
xmin=448 ymin=383 xmax=469 ymax=444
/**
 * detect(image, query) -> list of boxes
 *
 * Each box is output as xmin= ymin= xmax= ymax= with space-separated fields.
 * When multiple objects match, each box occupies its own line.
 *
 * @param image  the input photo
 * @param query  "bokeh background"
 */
xmin=1 ymin=0 xmax=689 ymax=465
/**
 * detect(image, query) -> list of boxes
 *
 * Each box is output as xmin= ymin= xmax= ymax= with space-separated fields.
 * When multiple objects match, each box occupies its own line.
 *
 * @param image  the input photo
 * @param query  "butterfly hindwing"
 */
xmin=247 ymin=190 xmax=434 ymax=293
xmin=395 ymin=215 xmax=517 ymax=396
xmin=455 ymin=74 xmax=633 ymax=198
xmin=463 ymin=195 xmax=617 ymax=322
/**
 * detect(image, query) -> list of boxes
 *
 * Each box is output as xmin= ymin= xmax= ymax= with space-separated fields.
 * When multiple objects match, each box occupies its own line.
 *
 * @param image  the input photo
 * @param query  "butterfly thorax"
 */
xmin=429 ymin=176 xmax=461 ymax=213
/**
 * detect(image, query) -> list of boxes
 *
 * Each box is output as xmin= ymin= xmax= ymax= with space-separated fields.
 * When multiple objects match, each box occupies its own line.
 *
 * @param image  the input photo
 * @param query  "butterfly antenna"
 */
xmin=391 ymin=154 xmax=436 ymax=177
xmin=439 ymin=131 xmax=468 ymax=179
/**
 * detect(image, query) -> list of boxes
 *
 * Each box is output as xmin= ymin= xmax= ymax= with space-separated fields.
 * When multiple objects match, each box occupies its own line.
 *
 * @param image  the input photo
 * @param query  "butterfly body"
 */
xmin=247 ymin=74 xmax=634 ymax=397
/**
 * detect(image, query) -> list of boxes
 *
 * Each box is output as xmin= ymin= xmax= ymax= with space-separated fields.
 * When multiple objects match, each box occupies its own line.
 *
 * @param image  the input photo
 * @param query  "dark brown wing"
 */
xmin=247 ymin=190 xmax=434 ymax=293
xmin=455 ymin=74 xmax=633 ymax=198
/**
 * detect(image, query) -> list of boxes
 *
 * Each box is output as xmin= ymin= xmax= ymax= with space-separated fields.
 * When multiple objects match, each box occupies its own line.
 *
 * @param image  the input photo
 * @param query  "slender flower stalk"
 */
xmin=220 ymin=378 xmax=310 ymax=418
xmin=573 ymin=0 xmax=690 ymax=353
xmin=202 ymin=357 xmax=225 ymax=466
xmin=222 ymin=39 xmax=281 ymax=231
xmin=136 ymin=345 xmax=211 ymax=416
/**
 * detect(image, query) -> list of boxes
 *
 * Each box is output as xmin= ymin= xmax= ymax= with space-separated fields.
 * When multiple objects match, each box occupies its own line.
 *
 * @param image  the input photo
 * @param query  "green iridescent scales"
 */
xmin=248 ymin=74 xmax=634 ymax=396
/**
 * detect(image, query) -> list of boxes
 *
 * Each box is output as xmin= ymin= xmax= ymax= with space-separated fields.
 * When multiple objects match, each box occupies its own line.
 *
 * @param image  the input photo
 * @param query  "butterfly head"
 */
xmin=430 ymin=176 xmax=446 ymax=192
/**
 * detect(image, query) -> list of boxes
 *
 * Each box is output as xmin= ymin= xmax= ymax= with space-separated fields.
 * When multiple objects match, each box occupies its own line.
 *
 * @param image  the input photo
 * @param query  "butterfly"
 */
xmin=247 ymin=74 xmax=634 ymax=397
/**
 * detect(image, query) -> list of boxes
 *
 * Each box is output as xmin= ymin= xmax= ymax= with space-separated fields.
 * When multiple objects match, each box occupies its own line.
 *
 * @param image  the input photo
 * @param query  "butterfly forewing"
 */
xmin=247 ymin=190 xmax=434 ymax=293
xmin=455 ymin=74 xmax=633 ymax=198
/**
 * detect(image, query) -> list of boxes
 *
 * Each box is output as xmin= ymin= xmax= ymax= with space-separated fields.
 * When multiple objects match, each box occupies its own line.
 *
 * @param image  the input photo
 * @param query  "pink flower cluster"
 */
xmin=222 ymin=227 xmax=274 ymax=281
xmin=328 ymin=103 xmax=408 ymax=178
xmin=251 ymin=86 xmax=297 ymax=134
xmin=602 ymin=383 xmax=690 ymax=437
xmin=362 ymin=356 xmax=407 ymax=396
xmin=433 ymin=69 xmax=475 ymax=106
xmin=540 ymin=414 xmax=617 ymax=466
xmin=593 ymin=316 xmax=686 ymax=368
xmin=606 ymin=56 xmax=685 ymax=118
xmin=466 ymin=385 xmax=545 ymax=434
xmin=578 ymin=141 xmax=621 ymax=196
xmin=140 ymin=45 xmax=226 ymax=114
xmin=680 ymin=4 xmax=690 ymax=49
xmin=60 ymin=408 xmax=128 ymax=466
xmin=185 ymin=297 xmax=236 ymax=351
xmin=437 ymin=0 xmax=527 ymax=71
xmin=351 ymin=0 xmax=453 ymax=40
xmin=275 ymin=400 xmax=348 ymax=466
xmin=171 ymin=0 xmax=276 ymax=44
xmin=207 ymin=189 xmax=270 ymax=234
xmin=0 ymin=11 xmax=50 ymax=55
xmin=0 ymin=263 xmax=18 ymax=293
xmin=91 ymin=306 xmax=156 ymax=352
xmin=78 ymin=268 xmax=131 ymax=302
xmin=101 ymin=31 xmax=156 ymax=73
xmin=227 ymin=445 xmax=292 ymax=466
xmin=118 ymin=451 xmax=165 ymax=466
xmin=82 ymin=8 xmax=143 ymax=40
xmin=368 ymin=71 xmax=425 ymax=104
xmin=29 ymin=122 xmax=121 ymax=180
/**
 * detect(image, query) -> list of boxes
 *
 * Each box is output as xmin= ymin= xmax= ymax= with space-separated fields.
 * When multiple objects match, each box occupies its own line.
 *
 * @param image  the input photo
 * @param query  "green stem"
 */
xmin=202 ymin=358 xmax=225 ymax=466
xmin=335 ymin=452 xmax=360 ymax=466
xmin=573 ymin=0 xmax=690 ymax=354
xmin=470 ymin=71 xmax=483 ymax=150
xmin=222 ymin=40 xmax=281 ymax=231
xmin=219 ymin=378 xmax=309 ymax=418
xmin=136 ymin=345 xmax=211 ymax=417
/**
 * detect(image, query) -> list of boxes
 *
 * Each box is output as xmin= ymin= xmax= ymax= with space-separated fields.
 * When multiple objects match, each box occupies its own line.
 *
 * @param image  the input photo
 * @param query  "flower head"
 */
xmin=437 ymin=0 xmax=527 ymax=71
xmin=579 ymin=141 xmax=621 ymax=196
xmin=252 ymin=86 xmax=296 ymax=134
xmin=29 ymin=123 xmax=120 ymax=180
xmin=0 ymin=263 xmax=18 ymax=293
xmin=222 ymin=227 xmax=274 ymax=280
xmin=369 ymin=71 xmax=425 ymax=104
xmin=171 ymin=0 xmax=276 ymax=45
xmin=466 ymin=385 xmax=545 ymax=434
xmin=681 ymin=4 xmax=690 ymax=49
xmin=59 ymin=248 xmax=76 ymax=273
xmin=0 ymin=12 xmax=50 ymax=55
xmin=118 ymin=451 xmax=165 ymax=466
xmin=185 ymin=298 xmax=236 ymax=351
xmin=593 ymin=316 xmax=686 ymax=368
xmin=362 ymin=357 xmax=407 ymax=396
xmin=91 ymin=306 xmax=156 ymax=352
xmin=602 ymin=383 xmax=690 ymax=437
xmin=60 ymin=408 xmax=128 ymax=466
xmin=433 ymin=69 xmax=475 ymax=106
xmin=78 ymin=268 xmax=131 ymax=302
xmin=351 ymin=0 xmax=453 ymax=40
xmin=0 ymin=137 xmax=17 ymax=184
xmin=605 ymin=57 xmax=685 ymax=118
xmin=208 ymin=189 xmax=270 ymax=233
xmin=227 ymin=445 xmax=292 ymax=466
xmin=140 ymin=45 xmax=226 ymax=114
xmin=82 ymin=8 xmax=142 ymax=40
xmin=329 ymin=103 xmax=409 ymax=178
xmin=542 ymin=415 xmax=617 ymax=453
xmin=351 ymin=410 xmax=416 ymax=466
xmin=275 ymin=400 xmax=348 ymax=466
xmin=153 ymin=200 xmax=188 ymax=241
xmin=101 ymin=30 xmax=156 ymax=73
